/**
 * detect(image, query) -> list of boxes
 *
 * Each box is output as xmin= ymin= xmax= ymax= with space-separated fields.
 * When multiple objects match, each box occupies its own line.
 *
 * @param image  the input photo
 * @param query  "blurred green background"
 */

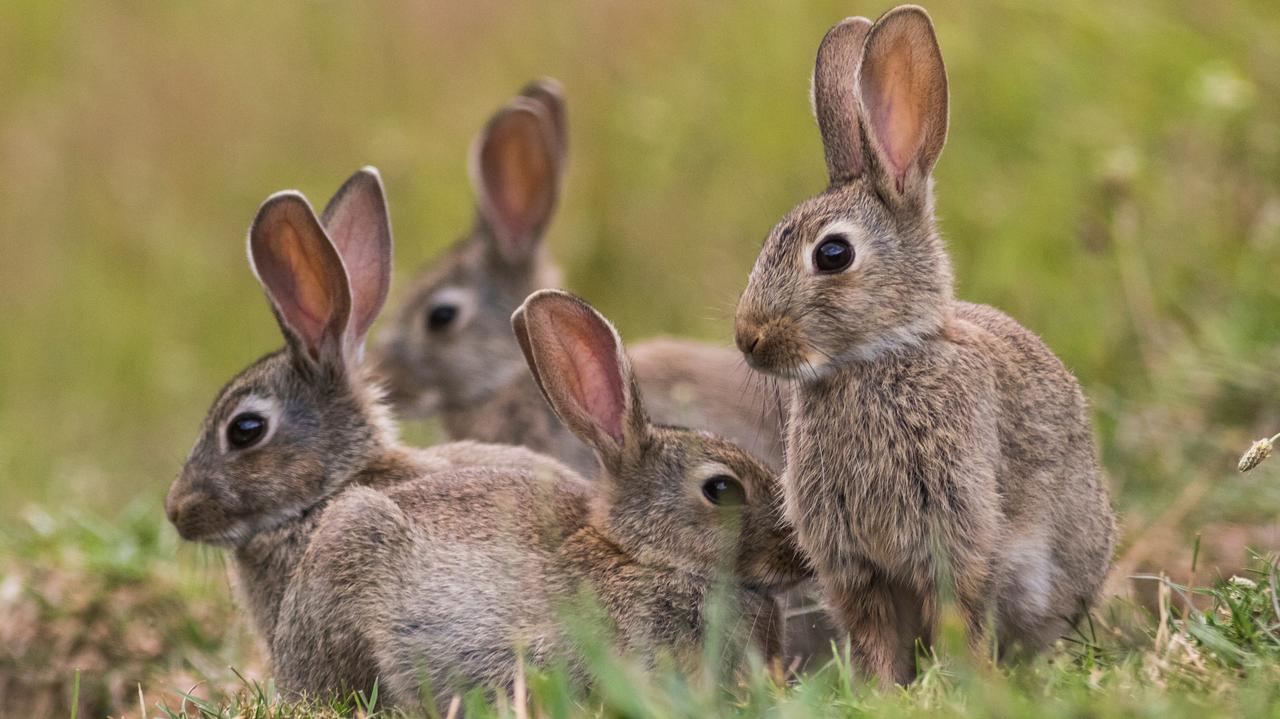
xmin=1 ymin=0 xmax=1279 ymax=540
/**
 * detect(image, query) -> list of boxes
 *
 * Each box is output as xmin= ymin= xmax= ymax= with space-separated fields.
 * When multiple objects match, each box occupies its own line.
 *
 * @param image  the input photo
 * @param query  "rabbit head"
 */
xmin=513 ymin=290 xmax=806 ymax=593
xmin=166 ymin=169 xmax=396 ymax=547
xmin=735 ymin=7 xmax=955 ymax=377
xmin=375 ymin=80 xmax=566 ymax=417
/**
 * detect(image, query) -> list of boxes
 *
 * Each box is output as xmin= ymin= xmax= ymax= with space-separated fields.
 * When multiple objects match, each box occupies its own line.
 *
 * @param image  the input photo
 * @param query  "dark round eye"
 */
xmin=701 ymin=475 xmax=747 ymax=506
xmin=813 ymin=234 xmax=855 ymax=273
xmin=227 ymin=412 xmax=267 ymax=449
xmin=426 ymin=304 xmax=458 ymax=332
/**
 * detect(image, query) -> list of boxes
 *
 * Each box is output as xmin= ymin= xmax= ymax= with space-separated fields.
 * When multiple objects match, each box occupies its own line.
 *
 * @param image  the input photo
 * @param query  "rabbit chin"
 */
xmin=196 ymin=502 xmax=315 ymax=548
xmin=791 ymin=316 xmax=945 ymax=377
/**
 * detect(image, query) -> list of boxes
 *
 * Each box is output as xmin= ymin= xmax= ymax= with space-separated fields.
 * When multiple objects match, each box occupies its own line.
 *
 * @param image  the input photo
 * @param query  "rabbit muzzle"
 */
xmin=165 ymin=477 xmax=250 ymax=545
xmin=734 ymin=313 xmax=807 ymax=379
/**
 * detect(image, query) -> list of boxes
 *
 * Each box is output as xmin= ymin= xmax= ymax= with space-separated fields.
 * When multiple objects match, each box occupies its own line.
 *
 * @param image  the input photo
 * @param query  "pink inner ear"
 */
xmin=540 ymin=308 xmax=624 ymax=442
xmin=264 ymin=220 xmax=337 ymax=347
xmin=481 ymin=112 xmax=555 ymax=250
xmin=560 ymin=326 xmax=625 ymax=444
xmin=323 ymin=185 xmax=389 ymax=339
xmin=866 ymin=36 xmax=923 ymax=179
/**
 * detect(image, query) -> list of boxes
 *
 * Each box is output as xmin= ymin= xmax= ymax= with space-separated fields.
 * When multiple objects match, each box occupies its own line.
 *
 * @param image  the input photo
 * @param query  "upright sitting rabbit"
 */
xmin=372 ymin=81 xmax=833 ymax=661
xmin=373 ymin=80 xmax=785 ymax=477
xmin=734 ymin=6 xmax=1115 ymax=684
xmin=166 ymin=169 xmax=804 ymax=705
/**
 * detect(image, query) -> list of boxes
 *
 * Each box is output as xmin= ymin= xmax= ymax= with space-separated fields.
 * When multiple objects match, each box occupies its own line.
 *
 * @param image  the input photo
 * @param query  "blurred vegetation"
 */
xmin=2 ymin=0 xmax=1279 ymax=519
xmin=2 ymin=0 xmax=1280 ymax=715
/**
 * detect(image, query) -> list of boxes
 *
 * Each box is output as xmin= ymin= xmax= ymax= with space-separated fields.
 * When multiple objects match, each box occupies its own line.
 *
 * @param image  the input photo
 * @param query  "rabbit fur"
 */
xmin=166 ymin=169 xmax=804 ymax=705
xmin=371 ymin=80 xmax=833 ymax=661
xmin=734 ymin=6 xmax=1115 ymax=684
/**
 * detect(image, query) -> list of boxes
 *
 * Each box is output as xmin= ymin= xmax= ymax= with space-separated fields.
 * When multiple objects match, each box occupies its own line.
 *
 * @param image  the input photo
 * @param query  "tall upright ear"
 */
xmin=320 ymin=167 xmax=393 ymax=357
xmin=519 ymin=77 xmax=568 ymax=161
xmin=856 ymin=5 xmax=949 ymax=196
xmin=812 ymin=16 xmax=873 ymax=185
xmin=469 ymin=98 xmax=562 ymax=265
xmin=248 ymin=192 xmax=353 ymax=368
xmin=512 ymin=290 xmax=648 ymax=469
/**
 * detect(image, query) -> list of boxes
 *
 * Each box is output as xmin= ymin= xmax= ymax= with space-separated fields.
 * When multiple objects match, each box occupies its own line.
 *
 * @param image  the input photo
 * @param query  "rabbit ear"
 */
xmin=248 ymin=191 xmax=353 ymax=369
xmin=856 ymin=5 xmax=949 ymax=196
xmin=512 ymin=290 xmax=648 ymax=469
xmin=320 ymin=167 xmax=393 ymax=357
xmin=519 ymin=78 xmax=568 ymax=161
xmin=469 ymin=99 xmax=562 ymax=265
xmin=811 ymin=16 xmax=873 ymax=185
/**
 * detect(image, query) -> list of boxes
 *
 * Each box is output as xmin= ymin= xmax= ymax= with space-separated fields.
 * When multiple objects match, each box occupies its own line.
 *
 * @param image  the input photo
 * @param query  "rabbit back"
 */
xmin=273 ymin=465 xmax=592 ymax=704
xmin=952 ymin=301 xmax=1115 ymax=643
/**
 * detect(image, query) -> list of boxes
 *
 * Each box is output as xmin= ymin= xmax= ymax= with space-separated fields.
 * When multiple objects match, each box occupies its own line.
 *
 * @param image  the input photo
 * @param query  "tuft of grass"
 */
xmin=0 ymin=503 xmax=256 ymax=718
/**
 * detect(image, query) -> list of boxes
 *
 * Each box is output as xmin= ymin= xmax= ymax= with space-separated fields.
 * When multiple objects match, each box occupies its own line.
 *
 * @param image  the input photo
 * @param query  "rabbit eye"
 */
xmin=227 ymin=412 xmax=268 ymax=449
xmin=426 ymin=304 xmax=458 ymax=332
xmin=813 ymin=234 xmax=855 ymax=273
xmin=702 ymin=475 xmax=746 ymax=506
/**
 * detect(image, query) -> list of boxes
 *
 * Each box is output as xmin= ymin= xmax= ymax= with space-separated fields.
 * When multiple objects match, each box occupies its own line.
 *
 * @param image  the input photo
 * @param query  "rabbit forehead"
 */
xmin=396 ymin=237 xmax=485 ymax=315
xmin=204 ymin=351 xmax=292 ymax=423
xmin=648 ymin=425 xmax=772 ymax=486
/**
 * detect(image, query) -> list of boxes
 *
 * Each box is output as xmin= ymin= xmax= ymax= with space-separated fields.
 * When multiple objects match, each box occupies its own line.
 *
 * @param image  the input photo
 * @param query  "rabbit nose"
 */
xmin=735 ymin=326 xmax=764 ymax=357
xmin=165 ymin=487 xmax=206 ymax=529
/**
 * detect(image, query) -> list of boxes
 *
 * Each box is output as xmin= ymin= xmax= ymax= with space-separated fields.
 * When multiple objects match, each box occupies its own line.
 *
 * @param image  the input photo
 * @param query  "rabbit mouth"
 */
xmin=742 ymin=344 xmax=828 ymax=382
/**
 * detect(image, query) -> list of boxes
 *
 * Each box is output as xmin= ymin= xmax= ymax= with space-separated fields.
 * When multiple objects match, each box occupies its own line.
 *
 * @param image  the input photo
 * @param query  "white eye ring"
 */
xmin=423 ymin=286 xmax=474 ymax=335
xmin=220 ymin=394 xmax=281 ymax=454
xmin=804 ymin=219 xmax=865 ymax=275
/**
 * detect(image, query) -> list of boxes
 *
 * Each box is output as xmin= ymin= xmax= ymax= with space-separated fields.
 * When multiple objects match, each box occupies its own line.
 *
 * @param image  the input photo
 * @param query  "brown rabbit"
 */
xmin=372 ymin=80 xmax=831 ymax=661
xmin=373 ymin=80 xmax=786 ymax=477
xmin=734 ymin=6 xmax=1115 ymax=684
xmin=166 ymin=170 xmax=804 ymax=706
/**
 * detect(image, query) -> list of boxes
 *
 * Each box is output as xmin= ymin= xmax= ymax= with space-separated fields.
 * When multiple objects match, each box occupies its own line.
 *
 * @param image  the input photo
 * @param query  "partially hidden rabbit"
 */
xmin=166 ymin=169 xmax=804 ymax=706
xmin=371 ymin=80 xmax=833 ymax=662
xmin=733 ymin=6 xmax=1115 ymax=684
xmin=373 ymin=79 xmax=786 ymax=478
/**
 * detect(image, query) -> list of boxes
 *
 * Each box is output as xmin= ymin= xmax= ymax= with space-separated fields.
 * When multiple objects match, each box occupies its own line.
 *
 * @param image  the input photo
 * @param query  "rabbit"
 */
xmin=373 ymin=79 xmax=786 ymax=478
xmin=733 ymin=6 xmax=1116 ymax=685
xmin=371 ymin=81 xmax=832 ymax=663
xmin=165 ymin=167 xmax=587 ymax=699
xmin=368 ymin=289 xmax=808 ymax=700
xmin=165 ymin=169 xmax=805 ymax=706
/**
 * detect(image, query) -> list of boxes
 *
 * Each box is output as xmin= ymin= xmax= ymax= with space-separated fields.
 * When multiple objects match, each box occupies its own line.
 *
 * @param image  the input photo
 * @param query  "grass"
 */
xmin=0 ymin=504 xmax=256 ymax=717
xmin=2 ymin=0 xmax=1280 ymax=716
xmin=5 ymin=503 xmax=1280 ymax=717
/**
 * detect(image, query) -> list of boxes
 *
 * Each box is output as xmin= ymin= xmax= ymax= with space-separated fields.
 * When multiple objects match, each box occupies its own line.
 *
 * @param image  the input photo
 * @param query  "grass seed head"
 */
xmin=1237 ymin=436 xmax=1275 ymax=473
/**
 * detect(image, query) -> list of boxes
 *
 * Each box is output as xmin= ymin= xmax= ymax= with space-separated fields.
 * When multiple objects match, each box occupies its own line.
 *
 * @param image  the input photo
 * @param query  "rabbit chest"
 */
xmin=783 ymin=338 xmax=1004 ymax=583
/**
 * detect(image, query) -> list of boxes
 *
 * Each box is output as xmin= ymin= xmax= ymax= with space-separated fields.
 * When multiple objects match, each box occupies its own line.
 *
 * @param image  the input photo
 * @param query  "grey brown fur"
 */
xmin=734 ymin=6 xmax=1115 ymax=684
xmin=372 ymin=81 xmax=833 ymax=659
xmin=373 ymin=80 xmax=785 ymax=477
xmin=166 ymin=170 xmax=805 ymax=706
